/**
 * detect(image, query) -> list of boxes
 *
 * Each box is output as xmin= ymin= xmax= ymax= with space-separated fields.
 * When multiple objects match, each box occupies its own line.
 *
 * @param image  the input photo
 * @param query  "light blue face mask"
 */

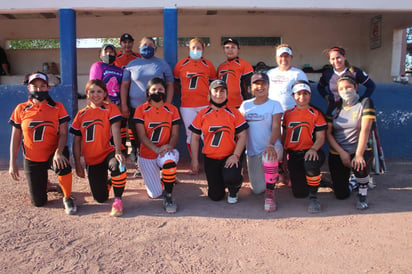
xmin=189 ymin=49 xmax=202 ymax=60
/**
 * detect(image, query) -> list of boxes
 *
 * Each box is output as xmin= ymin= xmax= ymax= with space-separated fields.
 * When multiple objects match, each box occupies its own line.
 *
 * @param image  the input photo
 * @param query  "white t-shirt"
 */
xmin=266 ymin=67 xmax=308 ymax=112
xmin=239 ymin=98 xmax=283 ymax=156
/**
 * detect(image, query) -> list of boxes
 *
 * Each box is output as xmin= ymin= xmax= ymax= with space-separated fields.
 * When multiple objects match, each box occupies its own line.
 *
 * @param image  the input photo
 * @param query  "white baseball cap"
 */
xmin=276 ymin=47 xmax=293 ymax=57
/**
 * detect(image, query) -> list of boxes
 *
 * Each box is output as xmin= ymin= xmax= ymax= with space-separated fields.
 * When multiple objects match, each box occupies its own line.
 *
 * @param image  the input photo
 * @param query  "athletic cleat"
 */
xmin=264 ymin=189 xmax=276 ymax=212
xmin=63 ymin=197 xmax=77 ymax=215
xmin=356 ymin=195 xmax=369 ymax=210
xmin=308 ymin=197 xmax=321 ymax=213
xmin=163 ymin=193 xmax=177 ymax=213
xmin=110 ymin=198 xmax=123 ymax=217
xmin=227 ymin=193 xmax=238 ymax=204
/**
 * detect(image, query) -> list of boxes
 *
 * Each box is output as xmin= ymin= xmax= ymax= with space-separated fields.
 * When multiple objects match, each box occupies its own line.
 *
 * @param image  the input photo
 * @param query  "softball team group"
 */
xmin=8 ymin=35 xmax=376 ymax=216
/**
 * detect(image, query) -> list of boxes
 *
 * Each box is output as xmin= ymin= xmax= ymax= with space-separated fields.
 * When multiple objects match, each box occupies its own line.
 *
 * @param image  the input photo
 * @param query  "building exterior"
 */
xmin=0 ymin=1 xmax=412 ymax=163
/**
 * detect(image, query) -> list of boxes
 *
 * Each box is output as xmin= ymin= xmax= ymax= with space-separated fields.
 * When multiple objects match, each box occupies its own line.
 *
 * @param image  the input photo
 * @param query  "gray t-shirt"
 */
xmin=123 ymin=57 xmax=174 ymax=108
xmin=330 ymin=98 xmax=375 ymax=153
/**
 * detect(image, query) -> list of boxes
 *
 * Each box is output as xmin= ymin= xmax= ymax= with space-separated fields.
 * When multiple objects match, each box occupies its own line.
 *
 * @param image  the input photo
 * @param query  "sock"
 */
xmin=58 ymin=172 xmax=73 ymax=198
xmin=111 ymin=171 xmax=127 ymax=198
xmin=356 ymin=175 xmax=369 ymax=197
xmin=162 ymin=160 xmax=177 ymax=193
xmin=263 ymin=160 xmax=278 ymax=190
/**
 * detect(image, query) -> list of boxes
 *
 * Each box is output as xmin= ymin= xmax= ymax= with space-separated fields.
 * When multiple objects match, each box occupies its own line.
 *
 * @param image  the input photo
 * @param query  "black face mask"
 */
xmin=29 ymin=91 xmax=50 ymax=101
xmin=149 ymin=92 xmax=165 ymax=102
xmin=210 ymin=98 xmax=228 ymax=108
xmin=101 ymin=55 xmax=116 ymax=64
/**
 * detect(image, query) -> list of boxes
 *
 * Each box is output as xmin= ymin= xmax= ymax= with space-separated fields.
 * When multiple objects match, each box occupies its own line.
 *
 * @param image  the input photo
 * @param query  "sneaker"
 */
xmin=308 ymin=197 xmax=321 ymax=213
xmin=133 ymin=165 xmax=142 ymax=178
xmin=368 ymin=177 xmax=376 ymax=189
xmin=264 ymin=189 xmax=276 ymax=212
xmin=320 ymin=179 xmax=333 ymax=188
xmin=163 ymin=193 xmax=177 ymax=213
xmin=227 ymin=193 xmax=238 ymax=204
xmin=356 ymin=195 xmax=369 ymax=210
xmin=63 ymin=197 xmax=77 ymax=215
xmin=348 ymin=175 xmax=359 ymax=192
xmin=110 ymin=198 xmax=123 ymax=217
xmin=47 ymin=180 xmax=62 ymax=193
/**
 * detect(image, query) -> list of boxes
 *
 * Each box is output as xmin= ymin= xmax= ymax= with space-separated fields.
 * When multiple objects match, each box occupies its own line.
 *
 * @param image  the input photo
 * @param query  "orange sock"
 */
xmin=58 ymin=172 xmax=73 ymax=198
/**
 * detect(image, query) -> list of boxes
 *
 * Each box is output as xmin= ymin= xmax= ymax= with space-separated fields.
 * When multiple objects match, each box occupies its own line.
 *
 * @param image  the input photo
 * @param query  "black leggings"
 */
xmin=328 ymin=150 xmax=373 ymax=199
xmin=287 ymin=149 xmax=325 ymax=198
xmin=204 ymin=155 xmax=243 ymax=201
xmin=86 ymin=151 xmax=123 ymax=203
xmin=24 ymin=146 xmax=71 ymax=207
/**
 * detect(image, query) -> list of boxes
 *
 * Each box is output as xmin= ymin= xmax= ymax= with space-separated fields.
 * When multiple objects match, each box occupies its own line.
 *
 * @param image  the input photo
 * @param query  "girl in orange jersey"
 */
xmin=71 ymin=79 xmax=126 ymax=217
xmin=173 ymin=38 xmax=217 ymax=169
xmin=8 ymin=72 xmax=76 ymax=214
xmin=133 ymin=77 xmax=181 ymax=213
xmin=282 ymin=80 xmax=327 ymax=213
xmin=189 ymin=80 xmax=249 ymax=203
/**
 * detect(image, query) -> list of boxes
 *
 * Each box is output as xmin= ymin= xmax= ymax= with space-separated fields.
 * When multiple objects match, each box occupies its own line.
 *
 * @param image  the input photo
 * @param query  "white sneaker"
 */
xmin=227 ymin=194 xmax=238 ymax=204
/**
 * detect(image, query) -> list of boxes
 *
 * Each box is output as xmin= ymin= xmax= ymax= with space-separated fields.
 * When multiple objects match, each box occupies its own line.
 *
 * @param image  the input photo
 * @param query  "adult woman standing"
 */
xmin=174 ymin=38 xmax=217 ymax=166
xmin=120 ymin=37 xmax=174 ymax=175
xmin=267 ymin=44 xmax=308 ymax=112
xmin=239 ymin=72 xmax=283 ymax=212
xmin=318 ymin=46 xmax=375 ymax=110
xmin=326 ymin=76 xmax=375 ymax=209
xmin=190 ymin=80 xmax=249 ymax=203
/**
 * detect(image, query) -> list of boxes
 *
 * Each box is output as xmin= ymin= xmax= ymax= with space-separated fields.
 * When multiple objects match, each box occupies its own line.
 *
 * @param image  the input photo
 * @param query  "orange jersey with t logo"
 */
xmin=133 ymin=102 xmax=181 ymax=159
xmin=9 ymin=99 xmax=70 ymax=162
xmin=173 ymin=57 xmax=217 ymax=107
xmin=114 ymin=51 xmax=141 ymax=68
xmin=70 ymin=103 xmax=122 ymax=165
xmin=189 ymin=106 xmax=249 ymax=159
xmin=282 ymin=106 xmax=327 ymax=151
xmin=217 ymin=57 xmax=253 ymax=108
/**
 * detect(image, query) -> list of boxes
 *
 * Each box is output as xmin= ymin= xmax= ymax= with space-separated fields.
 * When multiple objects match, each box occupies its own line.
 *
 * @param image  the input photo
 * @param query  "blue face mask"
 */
xmin=140 ymin=45 xmax=155 ymax=59
xmin=189 ymin=49 xmax=202 ymax=60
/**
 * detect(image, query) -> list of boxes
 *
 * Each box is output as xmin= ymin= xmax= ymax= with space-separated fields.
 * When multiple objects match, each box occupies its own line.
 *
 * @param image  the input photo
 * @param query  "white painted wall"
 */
xmin=1 ymin=11 xmax=412 ymax=83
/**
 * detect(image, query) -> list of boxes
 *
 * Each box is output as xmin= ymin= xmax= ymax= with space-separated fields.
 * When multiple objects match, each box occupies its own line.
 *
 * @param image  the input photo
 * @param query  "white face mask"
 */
xmin=339 ymin=88 xmax=360 ymax=107
xmin=189 ymin=49 xmax=202 ymax=60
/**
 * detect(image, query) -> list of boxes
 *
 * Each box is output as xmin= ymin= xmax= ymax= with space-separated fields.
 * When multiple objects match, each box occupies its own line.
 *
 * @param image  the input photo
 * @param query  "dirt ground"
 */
xmin=0 ymin=159 xmax=411 ymax=273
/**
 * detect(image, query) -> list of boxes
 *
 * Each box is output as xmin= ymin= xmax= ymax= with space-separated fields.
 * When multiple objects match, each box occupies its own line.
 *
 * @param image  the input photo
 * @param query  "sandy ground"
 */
xmin=0 ymin=159 xmax=411 ymax=273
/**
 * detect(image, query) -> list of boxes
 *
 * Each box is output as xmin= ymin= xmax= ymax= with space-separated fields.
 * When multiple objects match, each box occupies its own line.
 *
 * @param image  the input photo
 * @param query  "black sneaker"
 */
xmin=63 ymin=197 xmax=77 ymax=215
xmin=163 ymin=193 xmax=177 ymax=214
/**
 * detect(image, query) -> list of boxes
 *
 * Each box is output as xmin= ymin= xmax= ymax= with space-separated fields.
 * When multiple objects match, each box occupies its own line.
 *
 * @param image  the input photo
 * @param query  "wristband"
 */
xmin=267 ymin=144 xmax=275 ymax=148
xmin=155 ymin=147 xmax=159 ymax=154
xmin=233 ymin=153 xmax=240 ymax=160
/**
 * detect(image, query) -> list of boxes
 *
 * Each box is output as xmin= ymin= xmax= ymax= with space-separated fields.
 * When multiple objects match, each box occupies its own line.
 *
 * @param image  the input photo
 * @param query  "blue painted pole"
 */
xmin=59 ymin=8 xmax=78 ymax=115
xmin=163 ymin=8 xmax=178 ymax=73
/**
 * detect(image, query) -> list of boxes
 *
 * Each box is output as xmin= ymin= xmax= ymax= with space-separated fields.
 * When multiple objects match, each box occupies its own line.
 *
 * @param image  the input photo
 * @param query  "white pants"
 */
xmin=138 ymin=149 xmax=179 ymax=198
xmin=180 ymin=106 xmax=208 ymax=144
